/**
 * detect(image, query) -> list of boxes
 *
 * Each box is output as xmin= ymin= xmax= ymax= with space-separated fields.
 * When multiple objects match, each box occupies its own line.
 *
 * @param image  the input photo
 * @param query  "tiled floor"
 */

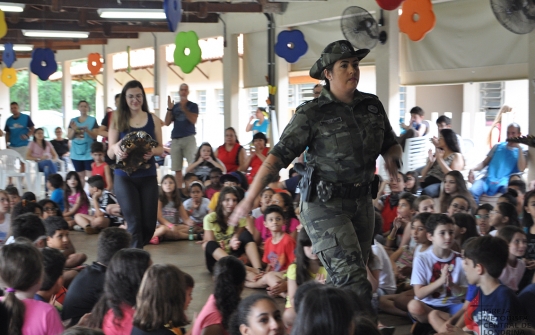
xmin=70 ymin=231 xmax=413 ymax=334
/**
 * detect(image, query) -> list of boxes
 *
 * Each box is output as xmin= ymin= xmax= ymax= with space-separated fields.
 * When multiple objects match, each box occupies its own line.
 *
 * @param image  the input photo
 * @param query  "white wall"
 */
xmin=503 ymin=80 xmax=529 ymax=133
xmin=415 ymin=85 xmax=464 ymax=134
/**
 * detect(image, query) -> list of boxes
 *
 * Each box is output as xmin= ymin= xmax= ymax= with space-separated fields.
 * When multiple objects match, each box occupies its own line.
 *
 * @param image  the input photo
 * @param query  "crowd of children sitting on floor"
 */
xmin=1 ymin=158 xmax=535 ymax=335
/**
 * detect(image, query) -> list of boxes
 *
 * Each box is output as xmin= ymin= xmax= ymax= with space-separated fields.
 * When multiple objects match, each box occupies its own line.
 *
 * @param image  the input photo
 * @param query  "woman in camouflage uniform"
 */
xmin=230 ymin=40 xmax=402 ymax=311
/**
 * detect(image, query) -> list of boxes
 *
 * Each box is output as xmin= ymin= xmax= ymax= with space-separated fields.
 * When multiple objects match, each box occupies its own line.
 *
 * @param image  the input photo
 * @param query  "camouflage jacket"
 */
xmin=270 ymin=89 xmax=398 ymax=184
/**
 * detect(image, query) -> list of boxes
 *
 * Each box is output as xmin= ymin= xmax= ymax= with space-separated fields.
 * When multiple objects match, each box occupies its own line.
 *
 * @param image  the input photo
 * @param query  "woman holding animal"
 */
xmin=108 ymin=80 xmax=164 ymax=248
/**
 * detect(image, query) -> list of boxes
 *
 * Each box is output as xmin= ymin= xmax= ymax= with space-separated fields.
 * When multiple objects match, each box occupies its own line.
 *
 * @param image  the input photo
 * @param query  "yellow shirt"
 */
xmin=208 ymin=192 xmax=220 ymax=211
xmin=285 ymin=263 xmax=328 ymax=308
xmin=203 ymin=212 xmax=246 ymax=253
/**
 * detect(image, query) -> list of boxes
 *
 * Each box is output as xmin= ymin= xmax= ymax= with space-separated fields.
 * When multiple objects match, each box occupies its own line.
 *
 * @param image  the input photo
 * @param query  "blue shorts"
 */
xmin=71 ymin=159 xmax=93 ymax=172
xmin=409 ymin=302 xmax=464 ymax=322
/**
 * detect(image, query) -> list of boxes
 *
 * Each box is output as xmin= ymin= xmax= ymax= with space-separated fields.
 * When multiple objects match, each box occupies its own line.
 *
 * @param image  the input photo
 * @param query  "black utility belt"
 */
xmin=313 ymin=180 xmax=371 ymax=202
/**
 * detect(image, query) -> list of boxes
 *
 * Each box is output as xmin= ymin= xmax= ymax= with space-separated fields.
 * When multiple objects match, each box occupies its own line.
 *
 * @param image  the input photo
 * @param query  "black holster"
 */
xmin=371 ymin=175 xmax=380 ymax=199
xmin=294 ymin=163 xmax=314 ymax=202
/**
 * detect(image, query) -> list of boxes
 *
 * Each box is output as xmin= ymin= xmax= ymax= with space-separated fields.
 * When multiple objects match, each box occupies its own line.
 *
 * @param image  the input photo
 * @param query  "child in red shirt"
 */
xmin=246 ymin=205 xmax=295 ymax=295
xmin=91 ymin=142 xmax=113 ymax=191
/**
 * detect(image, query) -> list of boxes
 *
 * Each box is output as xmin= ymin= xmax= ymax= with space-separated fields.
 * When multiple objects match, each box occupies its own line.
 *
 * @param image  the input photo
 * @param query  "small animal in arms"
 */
xmin=507 ymin=135 xmax=535 ymax=148
xmin=112 ymin=131 xmax=158 ymax=176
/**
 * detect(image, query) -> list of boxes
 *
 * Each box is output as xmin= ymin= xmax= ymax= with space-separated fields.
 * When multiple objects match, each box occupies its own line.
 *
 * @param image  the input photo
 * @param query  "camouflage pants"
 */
xmin=300 ymin=193 xmax=375 ymax=315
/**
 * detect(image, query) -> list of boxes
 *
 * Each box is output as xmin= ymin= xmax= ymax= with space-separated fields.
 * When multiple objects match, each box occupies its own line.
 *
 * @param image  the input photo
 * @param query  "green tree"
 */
xmin=9 ymin=70 xmax=29 ymax=111
xmin=72 ymin=80 xmax=96 ymax=116
xmin=38 ymin=80 xmax=62 ymax=111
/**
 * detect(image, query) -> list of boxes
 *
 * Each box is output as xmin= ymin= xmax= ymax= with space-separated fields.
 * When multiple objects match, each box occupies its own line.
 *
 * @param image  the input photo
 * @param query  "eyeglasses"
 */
xmin=451 ymin=203 xmax=467 ymax=211
xmin=43 ymin=206 xmax=57 ymax=212
xmin=475 ymin=214 xmax=490 ymax=219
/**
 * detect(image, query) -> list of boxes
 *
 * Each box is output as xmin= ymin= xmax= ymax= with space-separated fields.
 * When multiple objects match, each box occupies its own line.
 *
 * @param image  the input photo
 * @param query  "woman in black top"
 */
xmin=50 ymin=126 xmax=70 ymax=169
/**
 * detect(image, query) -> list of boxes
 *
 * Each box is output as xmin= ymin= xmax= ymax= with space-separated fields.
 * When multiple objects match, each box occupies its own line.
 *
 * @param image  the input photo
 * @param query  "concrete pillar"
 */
xmin=375 ymin=10 xmax=400 ymax=134
xmin=274 ymin=42 xmax=289 ymax=146
xmin=29 ymin=72 xmax=38 ymax=118
xmin=0 ymin=84 xmax=10 ymax=149
xmin=223 ymin=33 xmax=240 ymax=130
xmin=527 ymin=31 xmax=535 ymax=181
xmin=462 ymin=83 xmax=479 ymax=140
xmin=103 ymin=52 xmax=115 ymax=110
xmin=156 ymin=44 xmax=168 ymax=121
xmin=61 ymin=61 xmax=73 ymax=130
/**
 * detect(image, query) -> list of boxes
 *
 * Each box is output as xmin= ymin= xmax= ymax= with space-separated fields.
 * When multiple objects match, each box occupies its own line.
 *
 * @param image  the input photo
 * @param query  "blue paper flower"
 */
xmin=30 ymin=48 xmax=58 ymax=81
xmin=3 ymin=43 xmax=15 ymax=68
xmin=275 ymin=30 xmax=308 ymax=63
xmin=163 ymin=0 xmax=181 ymax=32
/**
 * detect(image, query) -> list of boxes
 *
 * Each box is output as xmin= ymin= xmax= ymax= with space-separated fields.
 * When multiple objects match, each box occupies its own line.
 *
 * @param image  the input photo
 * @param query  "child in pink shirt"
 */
xmin=0 ymin=242 xmax=64 ymax=335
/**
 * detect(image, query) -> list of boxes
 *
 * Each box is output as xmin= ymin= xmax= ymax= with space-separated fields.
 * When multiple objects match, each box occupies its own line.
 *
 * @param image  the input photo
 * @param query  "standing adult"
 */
xmin=469 ymin=123 xmax=526 ymax=204
xmin=245 ymin=107 xmax=270 ymax=137
xmin=68 ymin=100 xmax=99 ymax=186
xmin=108 ymin=80 xmax=163 ymax=248
xmin=165 ymin=83 xmax=199 ymax=190
xmin=215 ymin=127 xmax=245 ymax=173
xmin=229 ymin=40 xmax=402 ymax=315
xmin=98 ymin=94 xmax=121 ymax=167
xmin=25 ymin=128 xmax=58 ymax=188
xmin=4 ymin=102 xmax=35 ymax=175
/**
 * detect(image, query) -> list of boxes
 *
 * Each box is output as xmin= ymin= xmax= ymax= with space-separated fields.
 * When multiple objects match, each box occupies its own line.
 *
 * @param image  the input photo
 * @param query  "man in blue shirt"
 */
xmin=165 ymin=83 xmax=199 ymax=190
xmin=4 ymin=102 xmax=35 ymax=176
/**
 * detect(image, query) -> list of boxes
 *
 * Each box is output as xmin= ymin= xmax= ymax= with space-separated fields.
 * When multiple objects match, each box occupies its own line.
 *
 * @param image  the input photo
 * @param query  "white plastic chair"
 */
xmin=0 ymin=149 xmax=37 ymax=195
xmin=401 ymin=136 xmax=431 ymax=173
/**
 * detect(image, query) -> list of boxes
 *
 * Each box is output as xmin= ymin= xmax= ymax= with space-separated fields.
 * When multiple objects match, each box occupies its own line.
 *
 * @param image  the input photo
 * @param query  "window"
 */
xmin=216 ymin=89 xmax=224 ymax=114
xmin=288 ymin=84 xmax=315 ymax=108
xmin=288 ymin=85 xmax=295 ymax=109
xmin=399 ymin=86 xmax=407 ymax=124
xmin=248 ymin=87 xmax=259 ymax=114
xmin=480 ymin=82 xmax=504 ymax=124
xmin=197 ymin=90 xmax=206 ymax=113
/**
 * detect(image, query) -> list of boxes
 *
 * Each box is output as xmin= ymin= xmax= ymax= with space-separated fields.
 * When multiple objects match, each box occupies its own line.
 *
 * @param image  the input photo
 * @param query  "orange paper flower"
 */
xmin=398 ymin=0 xmax=436 ymax=41
xmin=87 ymin=53 xmax=103 ymax=75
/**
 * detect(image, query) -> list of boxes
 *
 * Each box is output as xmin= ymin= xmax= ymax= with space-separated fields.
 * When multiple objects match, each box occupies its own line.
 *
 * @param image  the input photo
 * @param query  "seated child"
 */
xmin=509 ymin=179 xmax=526 ymax=219
xmin=74 ymin=175 xmax=122 ymax=235
xmin=451 ymin=213 xmax=479 ymax=252
xmin=497 ymin=226 xmax=526 ymax=292
xmin=380 ymin=212 xmax=433 ymax=317
xmin=182 ymin=181 xmax=210 ymax=227
xmin=0 ymin=189 xmax=10 ymax=245
xmin=374 ymin=172 xmax=406 ymax=234
xmin=90 ymin=142 xmax=113 ymax=191
xmin=254 ymin=192 xmax=300 ymax=244
xmin=38 ymin=199 xmax=63 ymax=220
xmin=489 ymin=202 xmax=519 ymax=236
xmin=21 ymin=191 xmax=36 ymax=202
xmin=36 ymin=247 xmax=67 ymax=311
xmin=43 ymin=216 xmax=87 ymax=287
xmin=414 ymin=195 xmax=435 ymax=213
xmin=446 ymin=195 xmax=471 ymax=217
xmin=251 ymin=187 xmax=274 ymax=219
xmin=7 ymin=213 xmax=47 ymax=247
xmin=439 ymin=171 xmax=477 ymax=214
xmin=475 ymin=204 xmax=493 ymax=236
xmin=432 ymin=236 xmax=524 ymax=334
xmin=408 ymin=214 xmax=467 ymax=327
xmin=47 ymin=173 xmax=65 ymax=212
xmin=5 ymin=185 xmax=21 ymax=209
xmin=150 ymin=175 xmax=197 ymax=245
xmin=404 ymin=170 xmax=419 ymax=195
xmin=208 ymin=173 xmax=240 ymax=212
xmin=63 ymin=171 xmax=90 ymax=229
xmin=245 ymin=205 xmax=296 ymax=290
xmin=180 ymin=172 xmax=200 ymax=201
xmin=385 ymin=192 xmax=416 ymax=249
xmin=204 ymin=167 xmax=222 ymax=199
xmin=0 ymin=241 xmax=64 ymax=334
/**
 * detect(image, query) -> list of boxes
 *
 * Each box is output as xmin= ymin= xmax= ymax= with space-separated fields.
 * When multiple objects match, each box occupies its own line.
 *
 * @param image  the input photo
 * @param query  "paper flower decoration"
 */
xmin=164 ymin=0 xmax=181 ymax=32
xmin=0 ymin=10 xmax=6 ymax=39
xmin=87 ymin=53 xmax=103 ymax=75
xmin=275 ymin=30 xmax=308 ymax=63
xmin=1 ymin=67 xmax=17 ymax=87
xmin=398 ymin=0 xmax=436 ymax=41
xmin=376 ymin=0 xmax=404 ymax=10
xmin=30 ymin=48 xmax=58 ymax=81
xmin=174 ymin=31 xmax=202 ymax=74
xmin=3 ymin=43 xmax=15 ymax=68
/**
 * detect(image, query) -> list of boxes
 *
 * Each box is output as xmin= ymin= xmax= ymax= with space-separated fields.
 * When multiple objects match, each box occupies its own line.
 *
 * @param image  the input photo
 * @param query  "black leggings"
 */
xmin=205 ymin=230 xmax=255 ymax=273
xmin=114 ymin=174 xmax=159 ymax=248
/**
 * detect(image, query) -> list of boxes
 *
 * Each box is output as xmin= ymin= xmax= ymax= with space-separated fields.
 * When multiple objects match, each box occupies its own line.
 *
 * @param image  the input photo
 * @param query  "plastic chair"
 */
xmin=0 ymin=149 xmax=36 ymax=195
xmin=401 ymin=136 xmax=431 ymax=173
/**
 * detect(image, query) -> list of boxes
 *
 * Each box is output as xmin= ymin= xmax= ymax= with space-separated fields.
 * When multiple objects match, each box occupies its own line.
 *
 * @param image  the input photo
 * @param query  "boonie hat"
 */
xmin=309 ymin=40 xmax=370 ymax=80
